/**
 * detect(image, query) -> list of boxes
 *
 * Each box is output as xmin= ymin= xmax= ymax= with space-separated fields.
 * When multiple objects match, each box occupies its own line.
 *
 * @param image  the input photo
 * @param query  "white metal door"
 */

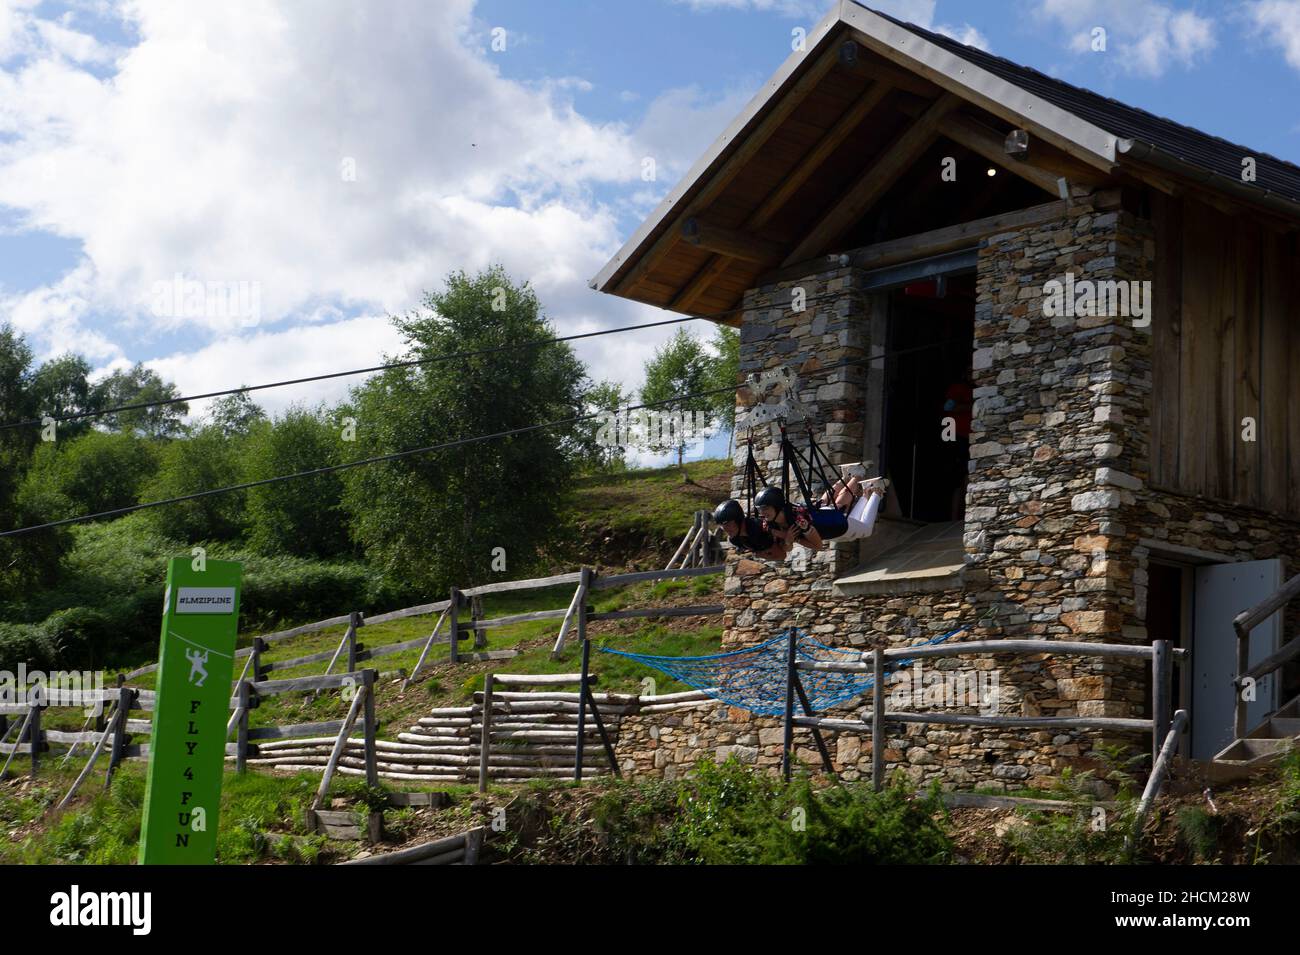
xmin=1192 ymin=559 xmax=1282 ymax=759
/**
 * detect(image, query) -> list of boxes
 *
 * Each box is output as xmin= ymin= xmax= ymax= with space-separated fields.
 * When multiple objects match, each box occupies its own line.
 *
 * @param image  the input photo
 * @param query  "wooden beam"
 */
xmin=672 ymin=79 xmax=894 ymax=314
xmin=844 ymin=23 xmax=1117 ymax=176
xmin=680 ymin=218 xmax=785 ymax=264
xmin=940 ymin=114 xmax=1065 ymax=196
xmin=613 ymin=39 xmax=850 ymax=296
xmin=760 ymin=197 xmax=1073 ymax=285
xmin=783 ymin=91 xmax=961 ymax=264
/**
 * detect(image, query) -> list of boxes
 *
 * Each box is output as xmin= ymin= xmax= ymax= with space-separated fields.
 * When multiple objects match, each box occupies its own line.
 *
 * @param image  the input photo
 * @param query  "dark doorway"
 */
xmin=1145 ymin=560 xmax=1189 ymax=726
xmin=881 ymin=275 xmax=975 ymax=523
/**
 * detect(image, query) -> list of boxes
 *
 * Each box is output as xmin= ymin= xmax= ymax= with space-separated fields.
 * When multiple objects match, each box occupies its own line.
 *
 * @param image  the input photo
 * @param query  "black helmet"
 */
xmin=754 ymin=486 xmax=785 ymax=511
xmin=713 ymin=499 xmax=744 ymax=525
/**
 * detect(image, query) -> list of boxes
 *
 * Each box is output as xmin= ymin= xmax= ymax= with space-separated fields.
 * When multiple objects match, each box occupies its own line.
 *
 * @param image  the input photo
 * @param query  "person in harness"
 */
xmin=712 ymin=499 xmax=789 ymax=561
xmin=754 ymin=479 xmax=886 ymax=552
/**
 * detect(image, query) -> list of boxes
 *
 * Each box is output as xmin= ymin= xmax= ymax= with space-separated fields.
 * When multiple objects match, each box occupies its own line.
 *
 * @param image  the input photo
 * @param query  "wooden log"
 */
xmin=491 ymin=673 xmax=591 ymax=686
xmin=872 ymin=649 xmax=884 ymax=792
xmin=665 ymin=523 xmax=696 ymax=572
xmin=942 ymin=792 xmax=1117 ymax=813
xmin=462 ymin=572 xmax=582 ymax=598
xmin=338 ymin=830 xmax=471 ymax=865
xmin=255 ymin=673 xmax=364 ymax=696
xmin=261 ymin=646 xmax=350 ymax=673
xmin=588 ymin=605 xmax=724 ymax=622
xmin=478 ymin=673 xmax=493 ymax=794
xmin=258 ymin=614 xmax=353 ymax=645
xmin=593 ymin=565 xmax=724 ymax=589
xmin=246 ymin=720 xmax=350 ymax=741
xmin=313 ymin=682 xmax=368 ymax=810
xmin=236 ymin=681 xmax=251 ymax=773
xmin=362 ymin=670 xmax=378 ymax=787
xmin=869 ymin=712 xmax=1153 ymax=731
xmin=57 ymin=713 xmax=118 ymax=809
xmin=551 ymin=576 xmax=588 ymax=657
xmin=794 ymin=638 xmax=1155 ymax=671
xmin=467 ymin=608 xmax=569 ymax=629
xmin=364 ymin=600 xmax=450 ymax=626
xmin=1152 ymin=640 xmax=1170 ymax=771
xmin=1132 ymin=709 xmax=1189 ymax=842
xmin=448 ymin=587 xmax=461 ymax=665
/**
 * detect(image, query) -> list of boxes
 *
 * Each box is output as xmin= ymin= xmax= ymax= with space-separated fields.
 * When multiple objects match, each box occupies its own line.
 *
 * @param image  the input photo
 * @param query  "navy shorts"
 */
xmin=808 ymin=507 xmax=848 ymax=540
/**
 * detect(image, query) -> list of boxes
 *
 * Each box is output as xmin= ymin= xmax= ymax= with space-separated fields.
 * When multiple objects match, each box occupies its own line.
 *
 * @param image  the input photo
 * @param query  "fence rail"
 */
xmin=783 ymin=635 xmax=1187 ymax=792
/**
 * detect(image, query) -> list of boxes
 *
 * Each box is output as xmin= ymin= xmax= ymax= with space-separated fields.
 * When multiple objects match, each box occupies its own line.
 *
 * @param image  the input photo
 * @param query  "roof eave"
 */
xmin=589 ymin=3 xmax=851 ymax=295
xmin=1116 ymin=138 xmax=1300 ymax=224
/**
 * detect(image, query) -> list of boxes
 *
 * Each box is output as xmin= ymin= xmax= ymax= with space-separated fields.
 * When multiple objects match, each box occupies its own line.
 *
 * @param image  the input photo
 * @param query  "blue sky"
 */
xmin=1 ymin=0 xmax=1298 ymax=461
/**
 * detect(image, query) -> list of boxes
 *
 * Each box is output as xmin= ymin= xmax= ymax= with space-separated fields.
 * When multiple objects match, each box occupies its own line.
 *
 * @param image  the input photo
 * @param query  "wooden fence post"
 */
xmin=362 ymin=669 xmax=378 ymax=787
xmin=347 ymin=611 xmax=362 ymax=673
xmin=573 ymin=568 xmax=593 ymax=781
xmin=28 ymin=699 xmax=42 ymax=777
xmin=448 ymin=588 xmax=461 ymax=664
xmin=872 ymin=648 xmax=885 ymax=792
xmin=105 ymin=686 xmax=133 ymax=789
xmin=478 ymin=673 xmax=494 ymax=793
xmin=471 ymin=595 xmax=487 ymax=650
xmin=781 ymin=627 xmax=796 ymax=781
xmin=236 ymin=680 xmax=252 ymax=774
xmin=1152 ymin=640 xmax=1170 ymax=771
xmin=250 ymin=637 xmax=267 ymax=683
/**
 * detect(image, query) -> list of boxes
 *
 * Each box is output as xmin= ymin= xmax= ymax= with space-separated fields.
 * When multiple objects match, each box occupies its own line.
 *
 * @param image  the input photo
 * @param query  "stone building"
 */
xmin=593 ymin=2 xmax=1300 ymax=789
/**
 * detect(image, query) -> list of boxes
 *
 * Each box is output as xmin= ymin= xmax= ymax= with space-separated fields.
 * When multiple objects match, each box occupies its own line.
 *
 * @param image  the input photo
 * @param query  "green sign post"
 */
xmin=139 ymin=556 xmax=243 ymax=865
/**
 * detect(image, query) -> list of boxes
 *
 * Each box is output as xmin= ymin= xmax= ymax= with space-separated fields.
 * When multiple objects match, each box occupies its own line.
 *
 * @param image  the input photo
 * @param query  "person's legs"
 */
xmin=843 ymin=484 xmax=885 ymax=539
xmin=834 ymin=475 xmax=862 ymax=511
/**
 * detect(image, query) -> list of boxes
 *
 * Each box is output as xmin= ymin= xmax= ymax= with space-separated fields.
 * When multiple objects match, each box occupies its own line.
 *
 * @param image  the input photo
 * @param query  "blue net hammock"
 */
xmin=600 ymin=625 xmax=966 ymax=717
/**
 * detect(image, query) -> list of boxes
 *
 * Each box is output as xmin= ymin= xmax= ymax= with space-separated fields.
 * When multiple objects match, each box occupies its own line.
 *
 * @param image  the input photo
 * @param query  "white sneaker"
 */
xmin=862 ymin=476 xmax=890 ymax=495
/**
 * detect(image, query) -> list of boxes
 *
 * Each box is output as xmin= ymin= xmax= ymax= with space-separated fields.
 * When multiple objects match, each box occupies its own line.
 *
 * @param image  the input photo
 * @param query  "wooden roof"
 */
xmin=593 ymin=0 xmax=1300 ymax=324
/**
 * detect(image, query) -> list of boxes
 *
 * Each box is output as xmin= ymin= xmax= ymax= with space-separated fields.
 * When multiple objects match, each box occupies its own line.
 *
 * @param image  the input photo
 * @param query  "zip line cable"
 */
xmin=1 ymin=285 xmax=863 ymax=432
xmin=0 ymin=332 xmax=969 ymax=539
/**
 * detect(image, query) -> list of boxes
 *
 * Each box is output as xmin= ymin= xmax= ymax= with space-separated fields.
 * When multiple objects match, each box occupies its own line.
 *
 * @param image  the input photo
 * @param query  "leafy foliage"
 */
xmin=244 ymin=405 xmax=350 ymax=558
xmin=341 ymin=266 xmax=587 ymax=593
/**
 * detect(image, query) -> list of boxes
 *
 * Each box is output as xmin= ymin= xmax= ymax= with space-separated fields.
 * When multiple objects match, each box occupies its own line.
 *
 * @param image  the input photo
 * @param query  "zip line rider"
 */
xmin=754 ymin=478 xmax=886 ymax=552
xmin=713 ymin=499 xmax=789 ymax=561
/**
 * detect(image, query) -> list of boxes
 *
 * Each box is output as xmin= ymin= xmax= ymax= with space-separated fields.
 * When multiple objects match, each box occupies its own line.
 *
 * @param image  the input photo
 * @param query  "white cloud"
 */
xmin=1246 ymin=0 xmax=1300 ymax=71
xmin=0 ymin=0 xmax=745 ymax=410
xmin=934 ymin=22 xmax=991 ymax=51
xmin=1034 ymin=0 xmax=1216 ymax=76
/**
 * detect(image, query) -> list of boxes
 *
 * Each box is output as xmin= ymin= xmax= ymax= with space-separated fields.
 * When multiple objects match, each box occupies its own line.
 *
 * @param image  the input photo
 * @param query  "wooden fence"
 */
xmin=3 ymin=560 xmax=727 ymax=808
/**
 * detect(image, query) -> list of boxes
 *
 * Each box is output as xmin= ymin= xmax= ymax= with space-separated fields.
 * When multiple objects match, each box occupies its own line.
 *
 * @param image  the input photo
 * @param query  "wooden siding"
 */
xmin=1152 ymin=194 xmax=1300 ymax=516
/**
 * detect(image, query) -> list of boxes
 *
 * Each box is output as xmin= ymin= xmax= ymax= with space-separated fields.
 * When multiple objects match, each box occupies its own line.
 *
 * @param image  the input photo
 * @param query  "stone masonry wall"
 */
xmin=700 ymin=195 xmax=1167 ymax=793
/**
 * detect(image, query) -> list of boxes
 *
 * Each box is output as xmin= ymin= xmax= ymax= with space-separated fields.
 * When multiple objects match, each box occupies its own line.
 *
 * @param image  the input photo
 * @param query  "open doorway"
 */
xmin=881 ymin=274 xmax=975 ymax=523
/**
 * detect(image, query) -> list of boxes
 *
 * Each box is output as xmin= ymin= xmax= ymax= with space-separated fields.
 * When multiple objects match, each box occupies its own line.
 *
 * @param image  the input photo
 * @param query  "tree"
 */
xmin=341 ymin=266 xmax=588 ymax=592
xmin=706 ymin=325 xmax=739 ymax=441
xmin=141 ymin=425 xmax=246 ymax=542
xmin=17 ymin=431 xmax=159 ymax=520
xmin=0 ymin=325 xmax=66 ymax=598
xmin=204 ymin=391 xmax=266 ymax=438
xmin=245 ymin=406 xmax=350 ymax=558
xmin=577 ymin=379 xmax=629 ymax=475
xmin=639 ymin=328 xmax=713 ymax=468
xmin=30 ymin=353 xmax=99 ymax=441
xmin=92 ymin=363 xmax=189 ymax=438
